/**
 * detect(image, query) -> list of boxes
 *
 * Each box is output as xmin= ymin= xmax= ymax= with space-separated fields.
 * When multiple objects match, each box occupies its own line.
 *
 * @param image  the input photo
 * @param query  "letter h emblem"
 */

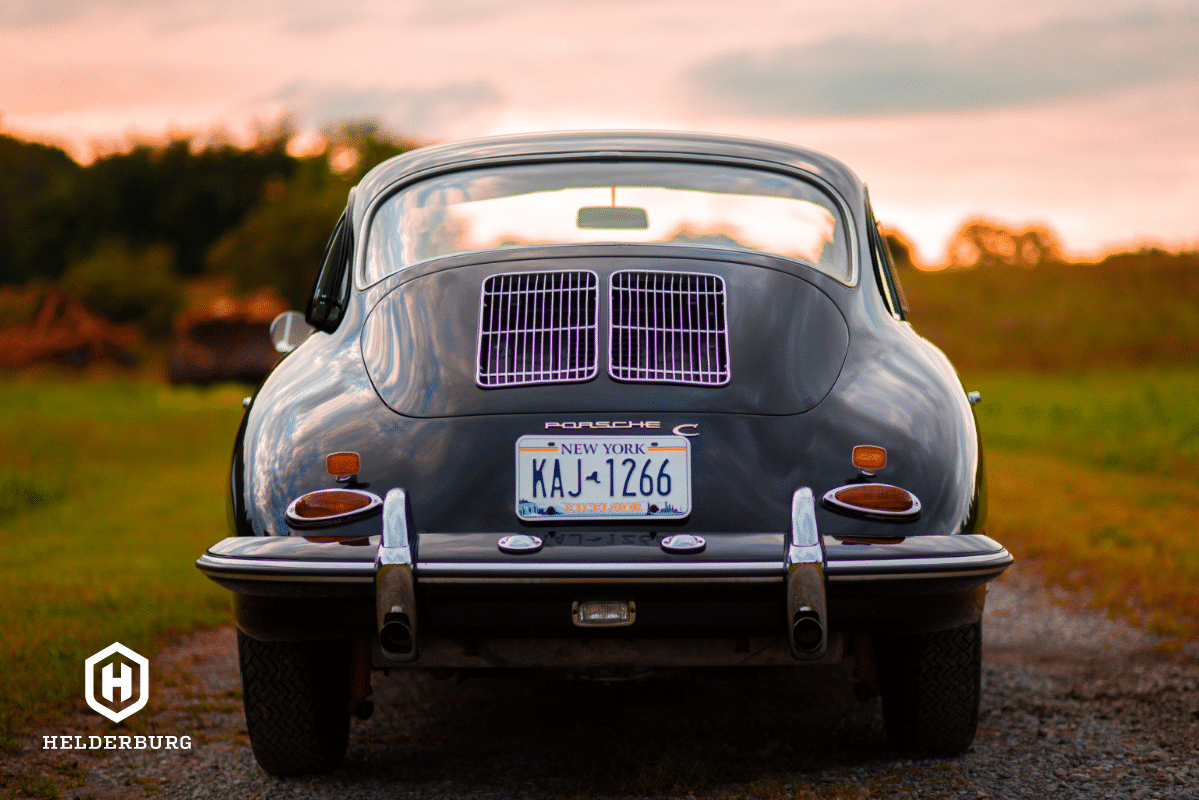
xmin=85 ymin=642 xmax=149 ymax=723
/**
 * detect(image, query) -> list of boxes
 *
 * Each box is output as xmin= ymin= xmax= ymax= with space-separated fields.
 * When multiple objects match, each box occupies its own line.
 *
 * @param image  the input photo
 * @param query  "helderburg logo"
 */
xmin=85 ymin=642 xmax=149 ymax=723
xmin=43 ymin=643 xmax=192 ymax=751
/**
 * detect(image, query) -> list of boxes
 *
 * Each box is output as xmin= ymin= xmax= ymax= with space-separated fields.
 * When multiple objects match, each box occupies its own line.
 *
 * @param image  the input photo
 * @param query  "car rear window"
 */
xmin=363 ymin=160 xmax=851 ymax=285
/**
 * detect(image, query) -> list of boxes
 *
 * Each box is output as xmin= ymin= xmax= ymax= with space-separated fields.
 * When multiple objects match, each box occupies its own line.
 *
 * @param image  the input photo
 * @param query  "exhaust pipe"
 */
xmin=786 ymin=488 xmax=828 ymax=661
xmin=791 ymin=606 xmax=825 ymax=653
xmin=786 ymin=567 xmax=828 ymax=659
xmin=376 ymin=566 xmax=419 ymax=662
xmin=380 ymin=609 xmax=414 ymax=656
xmin=376 ymin=488 xmax=420 ymax=662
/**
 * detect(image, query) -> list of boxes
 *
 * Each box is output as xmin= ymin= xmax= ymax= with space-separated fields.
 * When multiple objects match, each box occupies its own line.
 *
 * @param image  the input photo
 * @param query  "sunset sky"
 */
xmin=2 ymin=0 xmax=1197 ymax=262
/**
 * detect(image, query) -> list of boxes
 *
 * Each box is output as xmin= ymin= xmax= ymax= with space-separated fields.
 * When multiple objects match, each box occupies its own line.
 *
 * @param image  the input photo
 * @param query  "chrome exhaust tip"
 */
xmin=380 ymin=611 xmax=414 ymax=656
xmin=791 ymin=607 xmax=824 ymax=653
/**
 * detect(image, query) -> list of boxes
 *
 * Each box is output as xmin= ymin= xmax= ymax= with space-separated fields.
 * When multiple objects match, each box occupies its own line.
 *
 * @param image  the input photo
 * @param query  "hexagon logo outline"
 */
xmin=84 ymin=642 xmax=149 ymax=723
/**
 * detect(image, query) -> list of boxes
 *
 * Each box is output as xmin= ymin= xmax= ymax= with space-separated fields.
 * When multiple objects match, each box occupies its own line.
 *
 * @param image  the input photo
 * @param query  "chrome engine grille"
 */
xmin=476 ymin=271 xmax=599 ymax=387
xmin=609 ymin=270 xmax=730 ymax=385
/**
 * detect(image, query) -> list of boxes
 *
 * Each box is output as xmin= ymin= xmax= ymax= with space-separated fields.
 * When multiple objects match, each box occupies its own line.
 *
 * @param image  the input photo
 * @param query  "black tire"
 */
xmin=237 ymin=631 xmax=351 ymax=775
xmin=877 ymin=620 xmax=981 ymax=756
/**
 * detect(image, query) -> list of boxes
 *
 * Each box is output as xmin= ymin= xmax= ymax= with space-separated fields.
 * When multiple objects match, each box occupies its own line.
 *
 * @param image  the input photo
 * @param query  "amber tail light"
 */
xmin=822 ymin=483 xmax=921 ymax=521
xmin=285 ymin=489 xmax=383 ymax=528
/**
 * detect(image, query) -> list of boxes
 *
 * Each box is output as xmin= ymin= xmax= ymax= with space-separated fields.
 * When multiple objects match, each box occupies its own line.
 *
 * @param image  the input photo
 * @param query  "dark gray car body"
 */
xmin=199 ymin=131 xmax=1010 ymax=671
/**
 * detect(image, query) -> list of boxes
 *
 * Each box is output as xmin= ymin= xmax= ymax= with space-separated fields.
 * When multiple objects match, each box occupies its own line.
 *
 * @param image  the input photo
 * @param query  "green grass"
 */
xmin=968 ymin=368 xmax=1199 ymax=478
xmin=0 ymin=379 xmax=245 ymax=748
xmin=899 ymin=251 xmax=1199 ymax=372
xmin=946 ymin=367 xmax=1199 ymax=640
xmin=985 ymin=446 xmax=1199 ymax=640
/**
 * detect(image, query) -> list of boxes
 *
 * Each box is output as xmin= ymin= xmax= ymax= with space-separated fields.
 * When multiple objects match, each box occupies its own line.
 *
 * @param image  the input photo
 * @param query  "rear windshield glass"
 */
xmin=363 ymin=161 xmax=851 ymax=285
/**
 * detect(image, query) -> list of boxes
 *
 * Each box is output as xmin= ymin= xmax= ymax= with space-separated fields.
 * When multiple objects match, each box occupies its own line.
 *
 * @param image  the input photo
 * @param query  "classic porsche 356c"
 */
xmin=196 ymin=131 xmax=1012 ymax=774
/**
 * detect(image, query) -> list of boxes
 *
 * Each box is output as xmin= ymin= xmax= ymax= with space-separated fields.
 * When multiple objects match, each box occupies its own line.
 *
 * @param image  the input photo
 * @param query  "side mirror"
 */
xmin=269 ymin=311 xmax=315 ymax=354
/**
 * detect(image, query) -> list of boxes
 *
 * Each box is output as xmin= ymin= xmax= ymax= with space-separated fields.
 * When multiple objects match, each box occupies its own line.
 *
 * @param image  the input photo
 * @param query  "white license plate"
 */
xmin=515 ymin=435 xmax=691 ymax=521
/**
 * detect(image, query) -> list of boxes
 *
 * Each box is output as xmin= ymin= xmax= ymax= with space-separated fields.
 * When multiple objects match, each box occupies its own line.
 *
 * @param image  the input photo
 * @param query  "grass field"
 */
xmin=986 ymin=447 xmax=1199 ymax=639
xmin=0 ymin=379 xmax=244 ymax=750
xmin=898 ymin=250 xmax=1199 ymax=372
xmin=968 ymin=370 xmax=1199 ymax=639
xmin=969 ymin=369 xmax=1199 ymax=478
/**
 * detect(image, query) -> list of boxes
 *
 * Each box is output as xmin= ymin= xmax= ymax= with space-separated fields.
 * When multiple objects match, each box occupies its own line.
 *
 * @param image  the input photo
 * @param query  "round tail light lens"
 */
xmin=286 ymin=489 xmax=382 ymax=528
xmin=823 ymin=483 xmax=921 ymax=520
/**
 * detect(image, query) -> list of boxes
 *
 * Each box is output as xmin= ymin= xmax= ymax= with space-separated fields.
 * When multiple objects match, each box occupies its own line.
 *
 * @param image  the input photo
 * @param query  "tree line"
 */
xmin=0 ymin=124 xmax=412 ymax=333
xmin=2 ymin=126 xmax=1192 ymax=337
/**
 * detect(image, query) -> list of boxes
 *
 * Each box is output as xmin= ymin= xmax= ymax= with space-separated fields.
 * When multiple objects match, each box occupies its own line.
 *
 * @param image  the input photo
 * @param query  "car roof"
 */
xmin=352 ymin=130 xmax=866 ymax=220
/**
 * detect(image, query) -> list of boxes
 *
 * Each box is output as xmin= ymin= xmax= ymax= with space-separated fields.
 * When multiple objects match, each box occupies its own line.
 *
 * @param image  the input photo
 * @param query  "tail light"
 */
xmin=286 ymin=489 xmax=383 ymax=528
xmin=822 ymin=483 xmax=921 ymax=521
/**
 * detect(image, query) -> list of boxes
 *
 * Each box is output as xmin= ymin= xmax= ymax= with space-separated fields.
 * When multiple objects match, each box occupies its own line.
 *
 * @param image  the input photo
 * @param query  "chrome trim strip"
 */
xmin=825 ymin=551 xmax=1011 ymax=573
xmin=196 ymin=554 xmax=373 ymax=580
xmin=199 ymin=552 xmax=1008 ymax=576
xmin=419 ymin=575 xmax=785 ymax=585
xmin=827 ymin=567 xmax=1009 ymax=583
xmin=416 ymin=560 xmax=785 ymax=576
xmin=206 ymin=572 xmax=371 ymax=585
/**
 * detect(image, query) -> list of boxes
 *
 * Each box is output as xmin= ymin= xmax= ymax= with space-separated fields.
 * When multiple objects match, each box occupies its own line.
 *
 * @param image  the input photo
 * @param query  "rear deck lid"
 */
xmin=361 ymin=250 xmax=849 ymax=418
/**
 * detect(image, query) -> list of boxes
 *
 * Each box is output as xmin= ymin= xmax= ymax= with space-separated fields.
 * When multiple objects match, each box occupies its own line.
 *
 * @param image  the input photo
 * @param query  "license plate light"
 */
xmin=572 ymin=600 xmax=636 ymax=627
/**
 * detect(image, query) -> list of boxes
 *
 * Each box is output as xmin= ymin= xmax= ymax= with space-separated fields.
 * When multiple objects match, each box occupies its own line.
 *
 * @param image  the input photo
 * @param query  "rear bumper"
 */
xmin=198 ymin=487 xmax=1010 ymax=667
xmin=196 ymin=533 xmax=1012 ymax=594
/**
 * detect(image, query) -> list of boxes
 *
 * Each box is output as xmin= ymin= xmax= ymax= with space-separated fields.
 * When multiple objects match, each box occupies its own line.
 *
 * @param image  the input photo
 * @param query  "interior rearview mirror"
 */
xmin=577 ymin=206 xmax=649 ymax=230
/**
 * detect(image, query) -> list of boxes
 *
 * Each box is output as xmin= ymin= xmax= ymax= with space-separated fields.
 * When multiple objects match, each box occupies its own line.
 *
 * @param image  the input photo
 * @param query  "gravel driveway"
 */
xmin=14 ymin=564 xmax=1199 ymax=800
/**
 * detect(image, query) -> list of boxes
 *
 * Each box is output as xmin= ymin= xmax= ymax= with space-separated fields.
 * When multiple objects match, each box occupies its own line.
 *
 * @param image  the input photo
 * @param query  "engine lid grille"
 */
xmin=609 ymin=270 xmax=730 ymax=386
xmin=476 ymin=270 xmax=599 ymax=388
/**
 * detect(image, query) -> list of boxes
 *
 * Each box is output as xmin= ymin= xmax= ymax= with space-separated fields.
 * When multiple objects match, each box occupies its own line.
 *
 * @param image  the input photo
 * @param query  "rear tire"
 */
xmin=237 ymin=630 xmax=351 ymax=775
xmin=877 ymin=620 xmax=981 ymax=756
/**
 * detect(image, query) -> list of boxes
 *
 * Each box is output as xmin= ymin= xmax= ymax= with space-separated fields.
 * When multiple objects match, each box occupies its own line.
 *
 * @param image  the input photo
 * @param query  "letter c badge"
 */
xmin=671 ymin=423 xmax=699 ymax=437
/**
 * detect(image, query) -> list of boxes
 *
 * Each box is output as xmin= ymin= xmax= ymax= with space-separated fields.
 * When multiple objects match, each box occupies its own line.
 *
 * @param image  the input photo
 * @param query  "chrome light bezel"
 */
xmin=285 ymin=488 xmax=384 ymax=529
xmin=821 ymin=483 xmax=922 ymax=521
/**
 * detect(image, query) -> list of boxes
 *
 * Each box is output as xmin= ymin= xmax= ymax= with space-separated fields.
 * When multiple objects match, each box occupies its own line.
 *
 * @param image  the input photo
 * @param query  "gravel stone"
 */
xmin=7 ymin=563 xmax=1199 ymax=799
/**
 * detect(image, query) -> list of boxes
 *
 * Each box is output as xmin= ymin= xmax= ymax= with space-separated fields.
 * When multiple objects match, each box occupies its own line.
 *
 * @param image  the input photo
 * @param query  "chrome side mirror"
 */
xmin=269 ymin=311 xmax=315 ymax=354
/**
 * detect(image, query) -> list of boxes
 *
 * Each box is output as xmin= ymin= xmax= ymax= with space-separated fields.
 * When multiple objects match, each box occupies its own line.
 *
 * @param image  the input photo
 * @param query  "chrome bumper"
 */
xmin=196 ymin=534 xmax=1012 ymax=590
xmin=197 ymin=487 xmax=1011 ymax=665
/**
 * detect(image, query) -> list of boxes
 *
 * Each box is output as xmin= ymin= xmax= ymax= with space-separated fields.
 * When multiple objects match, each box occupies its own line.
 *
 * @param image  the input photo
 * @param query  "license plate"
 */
xmin=515 ymin=435 xmax=691 ymax=521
